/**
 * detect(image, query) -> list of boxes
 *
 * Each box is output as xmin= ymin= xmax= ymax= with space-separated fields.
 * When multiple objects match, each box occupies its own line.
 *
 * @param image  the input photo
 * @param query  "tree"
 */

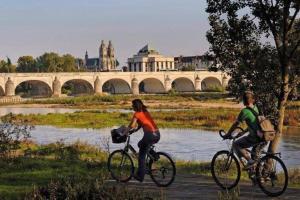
xmin=17 ymin=56 xmax=37 ymax=72
xmin=206 ymin=0 xmax=300 ymax=153
xmin=0 ymin=58 xmax=16 ymax=73
xmin=35 ymin=53 xmax=62 ymax=72
xmin=35 ymin=53 xmax=78 ymax=72
xmin=61 ymin=54 xmax=77 ymax=72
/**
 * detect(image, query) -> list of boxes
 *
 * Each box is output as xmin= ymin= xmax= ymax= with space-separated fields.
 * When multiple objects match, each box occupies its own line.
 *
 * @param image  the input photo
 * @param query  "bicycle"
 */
xmin=211 ymin=127 xmax=288 ymax=197
xmin=107 ymin=129 xmax=176 ymax=187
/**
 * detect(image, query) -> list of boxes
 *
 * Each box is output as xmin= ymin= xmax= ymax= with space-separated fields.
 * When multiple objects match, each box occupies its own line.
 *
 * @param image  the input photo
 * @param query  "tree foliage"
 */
xmin=0 ymin=57 xmax=16 ymax=73
xmin=0 ymin=114 xmax=32 ymax=157
xmin=16 ymin=53 xmax=80 ymax=73
xmin=206 ymin=0 xmax=299 ymax=152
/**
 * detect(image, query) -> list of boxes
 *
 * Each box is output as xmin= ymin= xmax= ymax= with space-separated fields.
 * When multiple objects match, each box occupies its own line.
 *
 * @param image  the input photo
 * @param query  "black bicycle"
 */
xmin=211 ymin=127 xmax=288 ymax=197
xmin=107 ymin=129 xmax=176 ymax=187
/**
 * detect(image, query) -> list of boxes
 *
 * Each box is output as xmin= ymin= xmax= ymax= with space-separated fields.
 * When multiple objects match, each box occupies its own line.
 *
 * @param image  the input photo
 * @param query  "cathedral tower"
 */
xmin=99 ymin=40 xmax=108 ymax=71
xmin=107 ymin=40 xmax=116 ymax=70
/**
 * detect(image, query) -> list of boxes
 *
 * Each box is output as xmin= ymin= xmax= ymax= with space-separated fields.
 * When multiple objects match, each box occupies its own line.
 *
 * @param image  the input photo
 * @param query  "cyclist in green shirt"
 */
xmin=224 ymin=91 xmax=267 ymax=168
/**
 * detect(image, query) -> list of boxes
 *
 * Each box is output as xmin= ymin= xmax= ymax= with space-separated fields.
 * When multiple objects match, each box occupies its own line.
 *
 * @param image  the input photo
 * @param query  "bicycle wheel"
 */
xmin=211 ymin=150 xmax=240 ymax=190
xmin=149 ymin=152 xmax=176 ymax=187
xmin=256 ymin=154 xmax=288 ymax=197
xmin=107 ymin=150 xmax=134 ymax=182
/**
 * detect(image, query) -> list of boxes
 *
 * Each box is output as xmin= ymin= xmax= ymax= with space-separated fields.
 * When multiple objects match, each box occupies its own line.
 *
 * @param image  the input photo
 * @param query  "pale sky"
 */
xmin=0 ymin=0 xmax=210 ymax=66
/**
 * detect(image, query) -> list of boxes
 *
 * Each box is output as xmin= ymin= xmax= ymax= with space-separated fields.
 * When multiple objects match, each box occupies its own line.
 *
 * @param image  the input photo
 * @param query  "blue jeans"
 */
xmin=137 ymin=131 xmax=160 ymax=180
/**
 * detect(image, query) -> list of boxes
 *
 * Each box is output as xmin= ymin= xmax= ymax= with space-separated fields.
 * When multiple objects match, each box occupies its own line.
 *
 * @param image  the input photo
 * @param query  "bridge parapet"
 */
xmin=0 ymin=71 xmax=228 ymax=97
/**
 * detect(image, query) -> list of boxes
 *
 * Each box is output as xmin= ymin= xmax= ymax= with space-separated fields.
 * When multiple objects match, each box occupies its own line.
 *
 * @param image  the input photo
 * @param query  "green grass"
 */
xmin=15 ymin=93 xmax=232 ymax=107
xmin=0 ymin=142 xmax=160 ymax=199
xmin=5 ymin=107 xmax=299 ymax=131
xmin=1 ymin=141 xmax=299 ymax=199
xmin=2 ymin=108 xmax=238 ymax=130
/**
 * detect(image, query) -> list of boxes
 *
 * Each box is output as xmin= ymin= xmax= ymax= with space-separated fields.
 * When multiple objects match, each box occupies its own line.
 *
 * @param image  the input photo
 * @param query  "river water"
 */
xmin=1 ymin=106 xmax=299 ymax=168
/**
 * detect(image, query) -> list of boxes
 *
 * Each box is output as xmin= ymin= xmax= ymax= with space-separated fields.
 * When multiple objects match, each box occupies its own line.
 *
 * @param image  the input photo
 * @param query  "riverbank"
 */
xmin=0 ymin=141 xmax=160 ymax=199
xmin=4 ymin=107 xmax=299 ymax=131
xmin=1 ymin=93 xmax=240 ymax=110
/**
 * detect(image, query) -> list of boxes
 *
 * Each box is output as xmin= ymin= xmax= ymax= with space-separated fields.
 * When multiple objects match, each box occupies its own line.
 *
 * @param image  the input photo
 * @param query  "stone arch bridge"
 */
xmin=0 ymin=71 xmax=229 ymax=97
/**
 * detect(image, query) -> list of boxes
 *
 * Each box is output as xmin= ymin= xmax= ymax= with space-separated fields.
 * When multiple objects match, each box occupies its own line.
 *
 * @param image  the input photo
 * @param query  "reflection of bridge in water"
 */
xmin=0 ymin=71 xmax=229 ymax=97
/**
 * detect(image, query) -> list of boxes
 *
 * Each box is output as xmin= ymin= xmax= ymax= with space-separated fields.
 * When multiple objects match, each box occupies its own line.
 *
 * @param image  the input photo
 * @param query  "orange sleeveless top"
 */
xmin=133 ymin=111 xmax=158 ymax=133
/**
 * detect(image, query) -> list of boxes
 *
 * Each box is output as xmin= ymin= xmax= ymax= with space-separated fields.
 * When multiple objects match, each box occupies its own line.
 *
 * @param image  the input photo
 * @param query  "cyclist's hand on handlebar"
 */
xmin=219 ymin=130 xmax=231 ymax=139
xmin=128 ymin=128 xmax=139 ymax=135
xmin=223 ymin=134 xmax=232 ymax=140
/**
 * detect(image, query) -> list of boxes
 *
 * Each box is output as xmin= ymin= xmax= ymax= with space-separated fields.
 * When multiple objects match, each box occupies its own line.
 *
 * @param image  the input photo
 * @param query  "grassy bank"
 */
xmin=0 ymin=93 xmax=235 ymax=110
xmin=1 ymin=141 xmax=299 ymax=199
xmin=0 ymin=142 xmax=160 ymax=199
xmin=4 ymin=107 xmax=299 ymax=131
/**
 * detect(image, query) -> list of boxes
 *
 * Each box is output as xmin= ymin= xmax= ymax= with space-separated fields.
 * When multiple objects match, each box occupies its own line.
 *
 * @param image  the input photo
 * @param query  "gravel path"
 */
xmin=107 ymin=174 xmax=300 ymax=200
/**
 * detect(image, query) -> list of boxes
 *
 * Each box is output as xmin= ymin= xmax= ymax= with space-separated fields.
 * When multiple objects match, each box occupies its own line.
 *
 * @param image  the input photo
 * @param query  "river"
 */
xmin=1 ymin=106 xmax=299 ymax=168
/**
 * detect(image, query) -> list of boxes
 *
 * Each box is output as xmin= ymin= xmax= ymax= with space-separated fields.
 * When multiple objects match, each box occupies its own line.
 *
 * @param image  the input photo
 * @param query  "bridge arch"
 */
xmin=201 ymin=77 xmax=222 ymax=91
xmin=102 ymin=78 xmax=131 ymax=94
xmin=62 ymin=79 xmax=94 ymax=96
xmin=15 ymin=80 xmax=52 ymax=98
xmin=172 ymin=77 xmax=194 ymax=92
xmin=139 ymin=78 xmax=165 ymax=94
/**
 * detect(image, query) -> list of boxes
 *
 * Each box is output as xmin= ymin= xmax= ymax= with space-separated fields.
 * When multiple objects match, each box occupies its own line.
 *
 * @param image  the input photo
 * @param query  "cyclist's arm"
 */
xmin=227 ymin=120 xmax=241 ymax=136
xmin=124 ymin=117 xmax=138 ymax=135
xmin=224 ymin=109 xmax=247 ymax=138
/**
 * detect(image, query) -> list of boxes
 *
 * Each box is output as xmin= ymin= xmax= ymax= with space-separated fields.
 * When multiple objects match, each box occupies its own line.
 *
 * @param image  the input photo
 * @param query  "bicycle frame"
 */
xmin=123 ymin=135 xmax=137 ymax=155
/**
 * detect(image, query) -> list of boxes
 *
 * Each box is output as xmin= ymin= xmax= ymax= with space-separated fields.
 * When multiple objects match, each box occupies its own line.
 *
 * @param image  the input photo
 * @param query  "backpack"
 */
xmin=246 ymin=107 xmax=276 ymax=141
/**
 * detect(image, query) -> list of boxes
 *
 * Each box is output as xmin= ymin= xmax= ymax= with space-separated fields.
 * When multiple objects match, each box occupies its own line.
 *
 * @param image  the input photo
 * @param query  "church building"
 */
xmin=84 ymin=40 xmax=117 ymax=71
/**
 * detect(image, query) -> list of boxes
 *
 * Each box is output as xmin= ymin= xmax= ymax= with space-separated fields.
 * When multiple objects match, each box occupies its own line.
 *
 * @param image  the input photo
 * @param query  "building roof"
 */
xmin=138 ymin=44 xmax=159 ymax=55
xmin=86 ymin=58 xmax=99 ymax=67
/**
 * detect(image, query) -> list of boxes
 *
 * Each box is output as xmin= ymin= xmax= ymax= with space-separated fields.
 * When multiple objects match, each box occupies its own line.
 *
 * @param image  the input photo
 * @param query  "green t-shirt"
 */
xmin=237 ymin=105 xmax=260 ymax=141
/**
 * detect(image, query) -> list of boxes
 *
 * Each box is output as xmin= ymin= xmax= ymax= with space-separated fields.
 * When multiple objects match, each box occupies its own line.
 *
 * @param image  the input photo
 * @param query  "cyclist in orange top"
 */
xmin=124 ymin=99 xmax=160 ymax=182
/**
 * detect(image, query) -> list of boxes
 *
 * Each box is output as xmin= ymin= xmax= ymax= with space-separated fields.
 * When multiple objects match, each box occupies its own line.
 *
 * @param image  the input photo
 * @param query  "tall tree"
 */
xmin=17 ymin=56 xmax=37 ymax=72
xmin=206 ymin=0 xmax=300 ymax=153
xmin=61 ymin=54 xmax=77 ymax=72
xmin=36 ymin=53 xmax=63 ymax=72
xmin=0 ymin=58 xmax=16 ymax=73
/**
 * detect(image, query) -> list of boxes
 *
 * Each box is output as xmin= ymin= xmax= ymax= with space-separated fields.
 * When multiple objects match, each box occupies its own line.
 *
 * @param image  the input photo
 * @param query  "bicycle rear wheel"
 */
xmin=256 ymin=154 xmax=288 ymax=197
xmin=211 ymin=150 xmax=240 ymax=190
xmin=107 ymin=150 xmax=134 ymax=182
xmin=149 ymin=152 xmax=176 ymax=187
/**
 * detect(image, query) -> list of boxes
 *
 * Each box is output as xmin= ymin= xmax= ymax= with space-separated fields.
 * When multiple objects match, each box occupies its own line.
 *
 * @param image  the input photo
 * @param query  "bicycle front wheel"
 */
xmin=211 ymin=150 xmax=240 ymax=190
xmin=149 ymin=152 xmax=176 ymax=187
xmin=256 ymin=154 xmax=288 ymax=197
xmin=107 ymin=150 xmax=134 ymax=182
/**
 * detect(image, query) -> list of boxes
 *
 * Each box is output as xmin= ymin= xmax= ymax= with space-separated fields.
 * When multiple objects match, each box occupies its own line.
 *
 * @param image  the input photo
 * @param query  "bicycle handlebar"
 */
xmin=219 ymin=127 xmax=246 ymax=140
xmin=128 ymin=128 xmax=139 ymax=135
xmin=219 ymin=130 xmax=227 ymax=139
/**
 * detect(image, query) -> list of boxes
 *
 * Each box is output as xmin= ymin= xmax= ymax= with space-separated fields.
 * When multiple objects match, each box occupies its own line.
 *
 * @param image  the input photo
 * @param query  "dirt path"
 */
xmin=106 ymin=174 xmax=300 ymax=199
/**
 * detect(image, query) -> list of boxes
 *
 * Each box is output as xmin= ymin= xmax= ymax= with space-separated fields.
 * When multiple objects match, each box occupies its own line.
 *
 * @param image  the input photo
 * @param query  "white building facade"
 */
xmin=127 ymin=45 xmax=175 ymax=72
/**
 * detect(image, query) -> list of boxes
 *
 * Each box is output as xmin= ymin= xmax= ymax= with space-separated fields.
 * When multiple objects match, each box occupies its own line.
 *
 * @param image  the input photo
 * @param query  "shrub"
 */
xmin=202 ymin=85 xmax=225 ymax=92
xmin=25 ymin=175 xmax=158 ymax=200
xmin=0 ymin=113 xmax=32 ymax=157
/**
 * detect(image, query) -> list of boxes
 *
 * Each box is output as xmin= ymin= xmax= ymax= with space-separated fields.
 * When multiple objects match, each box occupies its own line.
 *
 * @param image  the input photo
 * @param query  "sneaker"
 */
xmin=260 ymin=177 xmax=271 ymax=183
xmin=133 ymin=174 xmax=144 ymax=182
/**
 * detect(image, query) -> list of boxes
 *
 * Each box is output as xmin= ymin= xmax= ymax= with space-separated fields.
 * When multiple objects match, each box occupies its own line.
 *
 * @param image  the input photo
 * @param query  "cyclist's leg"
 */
xmin=136 ymin=131 xmax=161 ymax=180
xmin=251 ymin=141 xmax=267 ymax=161
xmin=136 ymin=137 xmax=149 ymax=181
xmin=233 ymin=136 xmax=253 ymax=161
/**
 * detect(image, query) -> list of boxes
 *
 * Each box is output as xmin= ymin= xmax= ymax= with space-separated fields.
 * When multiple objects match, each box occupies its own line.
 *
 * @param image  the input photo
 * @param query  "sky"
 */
xmin=0 ymin=0 xmax=210 ymax=66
